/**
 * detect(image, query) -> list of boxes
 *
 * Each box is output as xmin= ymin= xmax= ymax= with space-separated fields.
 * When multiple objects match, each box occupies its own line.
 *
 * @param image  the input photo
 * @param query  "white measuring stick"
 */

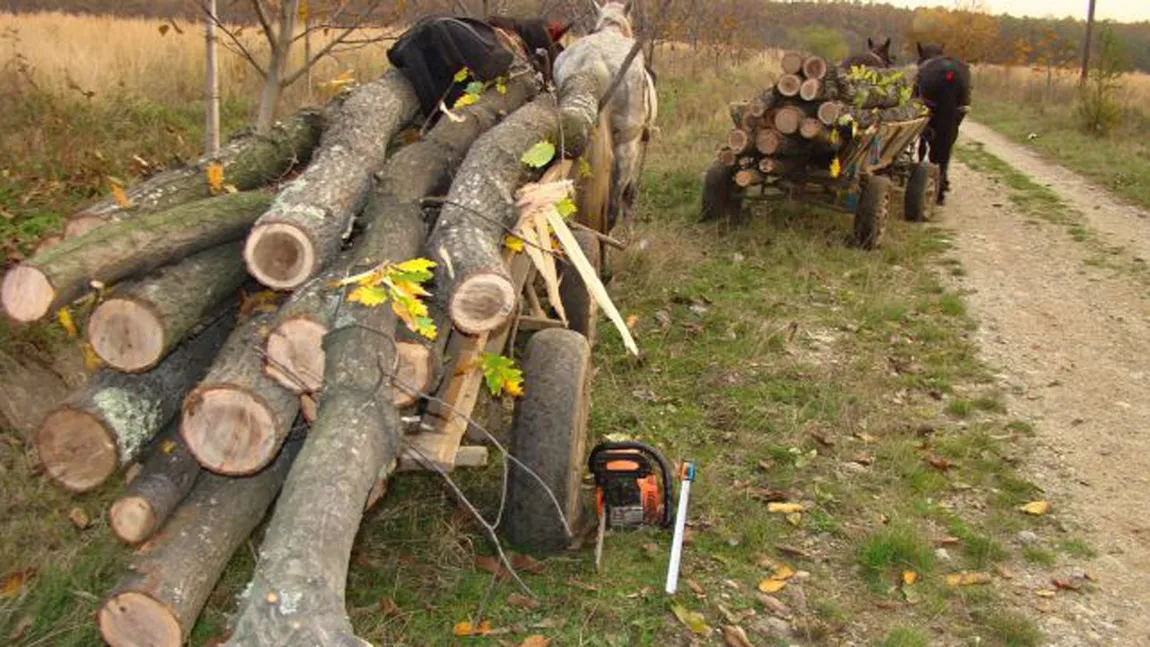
xmin=665 ymin=461 xmax=696 ymax=594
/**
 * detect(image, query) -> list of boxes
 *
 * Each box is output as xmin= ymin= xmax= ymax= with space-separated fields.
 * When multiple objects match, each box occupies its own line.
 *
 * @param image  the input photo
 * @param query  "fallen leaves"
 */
xmin=902 ymin=571 xmax=917 ymax=585
xmin=669 ymin=602 xmax=711 ymax=635
xmin=758 ymin=562 xmax=796 ymax=593
xmin=453 ymin=620 xmax=491 ymax=636
xmin=1 ymin=570 xmax=32 ymax=599
xmin=507 ymin=593 xmax=540 ymax=610
xmin=80 ymin=342 xmax=103 ymax=371
xmin=69 ymin=507 xmax=91 ymax=530
xmin=509 ymin=553 xmax=546 ymax=575
xmin=56 ymin=307 xmax=78 ymax=337
xmin=518 ymin=636 xmax=550 ymax=647
xmin=767 ymin=502 xmax=804 ymax=514
xmin=1019 ymin=500 xmax=1051 ymax=516
xmin=205 ymin=161 xmax=225 ymax=194
xmin=946 ymin=572 xmax=992 ymax=587
xmin=722 ymin=624 xmax=754 ymax=647
xmin=109 ymin=178 xmax=132 ymax=208
xmin=924 ymin=454 xmax=952 ymax=472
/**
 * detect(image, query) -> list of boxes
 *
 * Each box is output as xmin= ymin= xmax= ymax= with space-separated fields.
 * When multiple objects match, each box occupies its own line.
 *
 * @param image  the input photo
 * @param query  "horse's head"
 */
xmin=916 ymin=42 xmax=945 ymax=65
xmin=593 ymin=0 xmax=634 ymax=38
xmin=867 ymin=37 xmax=895 ymax=66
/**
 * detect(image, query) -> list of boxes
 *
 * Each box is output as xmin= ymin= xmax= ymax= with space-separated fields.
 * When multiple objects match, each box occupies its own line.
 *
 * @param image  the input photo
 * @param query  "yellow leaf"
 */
xmin=829 ymin=157 xmax=842 ymax=179
xmin=669 ymin=603 xmax=710 ymax=634
xmin=771 ymin=565 xmax=795 ymax=581
xmin=0 ymin=571 xmax=27 ymax=599
xmin=453 ymin=67 xmax=471 ymax=83
xmin=767 ymin=502 xmax=804 ymax=514
xmin=504 ymin=234 xmax=525 ymax=253
xmin=110 ymin=181 xmax=132 ymax=208
xmin=504 ymin=380 xmax=524 ymax=398
xmin=392 ymin=279 xmax=430 ymax=299
xmin=348 ymin=285 xmax=390 ymax=307
xmin=453 ymin=620 xmax=491 ymax=636
xmin=161 ymin=439 xmax=177 ymax=455
xmin=320 ymin=70 xmax=356 ymax=94
xmin=578 ymin=157 xmax=593 ymax=179
xmin=56 ymin=307 xmax=78 ymax=338
xmin=758 ymin=578 xmax=787 ymax=593
xmin=297 ymin=0 xmax=309 ymax=22
xmin=519 ymin=636 xmax=550 ymax=647
xmin=722 ymin=625 xmax=754 ymax=647
xmin=786 ymin=512 xmax=802 ymax=526
xmin=80 ymin=343 xmax=103 ymax=371
xmin=1019 ymin=500 xmax=1050 ymax=516
xmin=946 ymin=572 xmax=992 ymax=587
xmin=453 ymin=92 xmax=478 ymax=109
xmin=626 ymin=315 xmax=640 ymax=329
xmin=223 ymin=184 xmax=238 ymax=194
xmin=205 ymin=161 xmax=225 ymax=195
xmin=903 ymin=571 xmax=917 ymax=585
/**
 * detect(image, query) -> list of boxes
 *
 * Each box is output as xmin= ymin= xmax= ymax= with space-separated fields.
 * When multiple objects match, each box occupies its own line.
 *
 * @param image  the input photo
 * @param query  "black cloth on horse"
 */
xmin=387 ymin=16 xmax=516 ymax=116
xmin=915 ymin=55 xmax=973 ymax=202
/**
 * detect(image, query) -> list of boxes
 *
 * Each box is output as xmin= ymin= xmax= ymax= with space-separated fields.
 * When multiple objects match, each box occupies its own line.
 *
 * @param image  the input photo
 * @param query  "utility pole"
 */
xmin=204 ymin=0 xmax=221 ymax=156
xmin=1080 ymin=0 xmax=1096 ymax=84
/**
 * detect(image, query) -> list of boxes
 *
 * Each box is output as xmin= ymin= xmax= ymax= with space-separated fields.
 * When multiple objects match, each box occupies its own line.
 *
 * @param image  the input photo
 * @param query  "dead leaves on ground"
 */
xmin=1019 ymin=500 xmax=1051 ymax=516
xmin=670 ymin=602 xmax=711 ymax=635
xmin=474 ymin=553 xmax=546 ymax=581
xmin=757 ymin=560 xmax=796 ymax=594
xmin=946 ymin=572 xmax=992 ymax=587
xmin=722 ymin=624 xmax=755 ymax=647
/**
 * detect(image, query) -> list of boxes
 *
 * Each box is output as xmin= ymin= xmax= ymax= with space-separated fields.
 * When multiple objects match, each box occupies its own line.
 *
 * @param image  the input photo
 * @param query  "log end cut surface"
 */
xmin=98 ymin=591 xmax=181 ymax=647
xmin=35 ymin=408 xmax=117 ymax=492
xmin=2 ymin=265 xmax=55 ymax=323
xmin=394 ymin=341 xmax=433 ymax=407
xmin=109 ymin=496 xmax=158 ymax=545
xmin=244 ymin=223 xmax=318 ymax=290
xmin=265 ymin=318 xmax=327 ymax=393
xmin=450 ymin=274 xmax=517 ymax=334
xmin=89 ymin=299 xmax=166 ymax=372
xmin=182 ymin=386 xmax=278 ymax=475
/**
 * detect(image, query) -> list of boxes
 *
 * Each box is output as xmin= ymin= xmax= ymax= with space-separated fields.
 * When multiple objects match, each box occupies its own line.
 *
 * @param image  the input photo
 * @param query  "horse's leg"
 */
xmin=612 ymin=137 xmax=642 ymax=232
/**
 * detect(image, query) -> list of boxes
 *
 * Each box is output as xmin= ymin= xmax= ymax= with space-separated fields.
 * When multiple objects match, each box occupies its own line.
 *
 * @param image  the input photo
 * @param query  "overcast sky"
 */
xmin=875 ymin=1 xmax=1150 ymax=23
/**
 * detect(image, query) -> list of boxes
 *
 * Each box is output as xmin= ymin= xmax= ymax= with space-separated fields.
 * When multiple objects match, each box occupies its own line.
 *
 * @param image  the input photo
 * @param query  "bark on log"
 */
xmin=756 ymin=129 xmax=803 ymax=156
xmin=34 ymin=313 xmax=235 ymax=493
xmin=774 ymin=105 xmax=804 ymax=135
xmin=759 ymin=156 xmax=805 ymax=175
xmin=727 ymin=128 xmax=752 ymax=154
xmin=781 ymin=51 xmax=804 ymax=75
xmin=729 ymin=101 xmax=749 ymax=128
xmin=109 ymin=424 xmax=200 ymax=545
xmin=818 ymin=101 xmax=842 ymax=127
xmin=734 ymin=169 xmax=763 ymax=187
xmin=777 ymin=74 xmax=802 ymax=97
xmin=87 ymin=244 xmax=248 ymax=372
xmin=243 ymin=71 xmax=419 ymax=291
xmin=3 ymin=192 xmax=270 ymax=323
xmin=428 ymin=68 xmax=607 ymax=335
xmin=181 ymin=307 xmax=300 ymax=475
xmin=802 ymin=55 xmax=828 ymax=80
xmin=264 ymin=74 xmax=541 ymax=395
xmin=65 ymin=110 xmax=324 ymax=239
xmin=97 ymin=439 xmax=301 ymax=647
xmin=716 ymin=146 xmax=737 ymax=167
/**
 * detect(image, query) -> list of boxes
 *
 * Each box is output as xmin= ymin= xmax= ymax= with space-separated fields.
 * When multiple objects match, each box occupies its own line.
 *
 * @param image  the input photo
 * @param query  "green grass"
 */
xmin=876 ymin=626 xmax=930 ymax=647
xmin=1021 ymin=546 xmax=1058 ymax=566
xmin=1057 ymin=537 xmax=1097 ymax=558
xmin=972 ymin=97 xmax=1150 ymax=211
xmin=986 ymin=610 xmax=1044 ymax=647
xmin=858 ymin=523 xmax=936 ymax=589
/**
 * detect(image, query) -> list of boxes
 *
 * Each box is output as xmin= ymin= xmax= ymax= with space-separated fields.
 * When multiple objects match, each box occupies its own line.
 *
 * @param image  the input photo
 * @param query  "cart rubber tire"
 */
xmin=504 ymin=329 xmax=592 ymax=554
xmin=904 ymin=162 xmax=940 ymax=222
xmin=853 ymin=174 xmax=893 ymax=250
xmin=558 ymin=229 xmax=600 ymax=343
xmin=701 ymin=163 xmax=743 ymax=222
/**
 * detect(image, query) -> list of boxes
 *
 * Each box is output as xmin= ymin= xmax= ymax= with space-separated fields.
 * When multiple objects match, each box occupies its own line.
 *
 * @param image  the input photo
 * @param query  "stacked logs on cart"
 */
xmin=3 ymin=53 xmax=617 ymax=646
xmin=716 ymin=50 xmax=925 ymax=191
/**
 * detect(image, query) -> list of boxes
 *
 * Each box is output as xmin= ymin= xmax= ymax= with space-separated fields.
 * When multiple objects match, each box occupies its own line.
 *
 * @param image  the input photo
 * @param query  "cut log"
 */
xmin=428 ymin=68 xmax=607 ymax=335
xmin=181 ymin=306 xmax=300 ymax=475
xmin=109 ymin=424 xmax=200 ymax=545
xmin=774 ymin=105 xmax=805 ymax=135
xmin=734 ymin=169 xmax=764 ymax=187
xmin=716 ymin=146 xmax=737 ymax=167
xmin=65 ymin=109 xmax=324 ymax=239
xmin=781 ymin=51 xmax=804 ymax=75
xmin=98 ymin=439 xmax=301 ymax=647
xmin=777 ymin=74 xmax=802 ymax=97
xmin=34 ymin=313 xmax=234 ymax=493
xmin=392 ymin=303 xmax=452 ymax=408
xmin=756 ymin=129 xmax=803 ymax=156
xmin=800 ymin=117 xmax=827 ymax=140
xmin=802 ymin=55 xmax=828 ymax=80
xmin=263 ymin=73 xmax=541 ymax=395
xmin=818 ymin=101 xmax=842 ymax=127
xmin=88 ymin=243 xmax=248 ymax=372
xmin=727 ymin=128 xmax=752 ymax=154
xmin=243 ymin=70 xmax=419 ymax=291
xmin=749 ymin=94 xmax=772 ymax=118
xmin=800 ymin=78 xmax=823 ymax=102
xmin=3 ymin=192 xmax=270 ymax=323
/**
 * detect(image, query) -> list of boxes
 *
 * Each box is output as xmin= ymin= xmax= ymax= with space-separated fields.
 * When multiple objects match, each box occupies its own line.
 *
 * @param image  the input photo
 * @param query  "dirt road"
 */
xmin=943 ymin=121 xmax=1150 ymax=645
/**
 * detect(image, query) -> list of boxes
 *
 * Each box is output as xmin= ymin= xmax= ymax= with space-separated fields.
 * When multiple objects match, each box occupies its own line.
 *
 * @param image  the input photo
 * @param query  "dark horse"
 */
xmin=914 ymin=43 xmax=971 ymax=204
xmin=841 ymin=37 xmax=894 ymax=68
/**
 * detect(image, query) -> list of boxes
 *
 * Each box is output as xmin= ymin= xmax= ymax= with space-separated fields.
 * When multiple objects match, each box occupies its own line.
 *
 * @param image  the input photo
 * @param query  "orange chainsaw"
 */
xmin=588 ymin=441 xmax=674 ymax=571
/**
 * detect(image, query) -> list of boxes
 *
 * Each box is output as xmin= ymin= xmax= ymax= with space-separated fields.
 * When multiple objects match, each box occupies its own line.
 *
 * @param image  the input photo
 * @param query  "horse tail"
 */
xmin=579 ymin=108 xmax=615 ymax=234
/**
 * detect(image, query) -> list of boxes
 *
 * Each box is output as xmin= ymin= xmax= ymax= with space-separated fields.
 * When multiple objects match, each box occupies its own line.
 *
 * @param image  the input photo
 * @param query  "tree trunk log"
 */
xmin=34 ymin=313 xmax=235 ymax=493
xmin=748 ymin=93 xmax=773 ymax=118
xmin=65 ymin=110 xmax=324 ymax=239
xmin=799 ymin=78 xmax=823 ymax=102
xmin=87 ymin=243 xmax=248 ymax=372
xmin=181 ymin=306 xmax=300 ymax=475
xmin=428 ymin=69 xmax=606 ymax=335
xmin=776 ymin=74 xmax=802 ymax=97
xmin=109 ymin=424 xmax=201 ymax=545
xmin=756 ymin=129 xmax=803 ymax=156
xmin=716 ymin=146 xmax=737 ymax=167
xmin=243 ymin=71 xmax=419 ymax=291
xmin=97 ymin=439 xmax=301 ymax=647
xmin=734 ymin=169 xmax=763 ymax=187
xmin=728 ymin=101 xmax=749 ymax=128
xmin=818 ymin=101 xmax=842 ymax=126
xmin=802 ymin=55 xmax=828 ymax=80
xmin=3 ymin=192 xmax=270 ymax=323
xmin=781 ymin=51 xmax=804 ymax=75
xmin=774 ymin=105 xmax=804 ymax=135
xmin=264 ymin=74 xmax=541 ymax=395
xmin=727 ymin=128 xmax=752 ymax=154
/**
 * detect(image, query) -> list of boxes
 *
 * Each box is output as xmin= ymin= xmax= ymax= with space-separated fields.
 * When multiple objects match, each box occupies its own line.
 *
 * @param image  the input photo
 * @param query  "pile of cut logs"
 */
xmin=718 ymin=50 xmax=924 ymax=190
xmin=2 ymin=60 xmax=611 ymax=647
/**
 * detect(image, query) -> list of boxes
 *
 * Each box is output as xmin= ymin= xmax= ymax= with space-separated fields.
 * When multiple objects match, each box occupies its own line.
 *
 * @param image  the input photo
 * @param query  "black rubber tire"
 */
xmin=904 ymin=162 xmax=940 ymax=222
xmin=558 ymin=229 xmax=600 ymax=343
xmin=504 ymin=329 xmax=592 ymax=554
xmin=701 ymin=162 xmax=743 ymax=222
xmin=853 ymin=174 xmax=893 ymax=250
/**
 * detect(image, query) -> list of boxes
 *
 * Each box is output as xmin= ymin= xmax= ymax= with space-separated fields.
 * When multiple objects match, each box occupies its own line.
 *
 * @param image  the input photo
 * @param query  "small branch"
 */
xmin=249 ymin=0 xmax=276 ymax=50
xmin=199 ymin=1 xmax=266 ymax=77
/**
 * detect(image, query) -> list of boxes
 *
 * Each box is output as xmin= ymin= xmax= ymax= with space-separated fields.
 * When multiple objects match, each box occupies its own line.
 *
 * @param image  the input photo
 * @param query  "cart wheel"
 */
xmin=701 ymin=163 xmax=743 ymax=222
xmin=504 ymin=329 xmax=592 ymax=554
xmin=904 ymin=162 xmax=940 ymax=222
xmin=558 ymin=229 xmax=600 ymax=343
xmin=853 ymin=174 xmax=893 ymax=250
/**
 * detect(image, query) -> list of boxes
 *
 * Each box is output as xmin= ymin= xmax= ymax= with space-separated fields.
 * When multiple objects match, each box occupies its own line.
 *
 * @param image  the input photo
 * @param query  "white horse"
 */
xmin=554 ymin=1 xmax=657 ymax=232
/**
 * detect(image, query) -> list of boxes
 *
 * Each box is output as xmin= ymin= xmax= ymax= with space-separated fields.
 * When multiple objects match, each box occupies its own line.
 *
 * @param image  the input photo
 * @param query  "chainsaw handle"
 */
xmin=588 ymin=441 xmax=675 ymax=528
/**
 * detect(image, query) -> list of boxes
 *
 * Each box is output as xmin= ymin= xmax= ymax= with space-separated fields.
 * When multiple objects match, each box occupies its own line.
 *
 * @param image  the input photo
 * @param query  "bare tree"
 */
xmin=1080 ymin=0 xmax=1097 ymax=84
xmin=204 ymin=0 xmax=221 ymax=155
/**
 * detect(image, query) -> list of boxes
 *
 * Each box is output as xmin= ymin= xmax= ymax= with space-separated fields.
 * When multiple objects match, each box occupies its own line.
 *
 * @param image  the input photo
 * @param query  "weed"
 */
xmin=1021 ymin=545 xmax=1057 ymax=566
xmin=948 ymin=400 xmax=974 ymax=417
xmin=858 ymin=523 xmax=935 ymax=588
xmin=1057 ymin=537 xmax=1097 ymax=558
xmin=876 ymin=627 xmax=930 ymax=647
xmin=985 ymin=610 xmax=1044 ymax=647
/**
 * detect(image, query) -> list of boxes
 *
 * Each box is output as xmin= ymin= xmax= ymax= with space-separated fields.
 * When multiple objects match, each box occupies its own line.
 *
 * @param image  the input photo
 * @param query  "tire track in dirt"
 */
xmin=940 ymin=126 xmax=1150 ymax=644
